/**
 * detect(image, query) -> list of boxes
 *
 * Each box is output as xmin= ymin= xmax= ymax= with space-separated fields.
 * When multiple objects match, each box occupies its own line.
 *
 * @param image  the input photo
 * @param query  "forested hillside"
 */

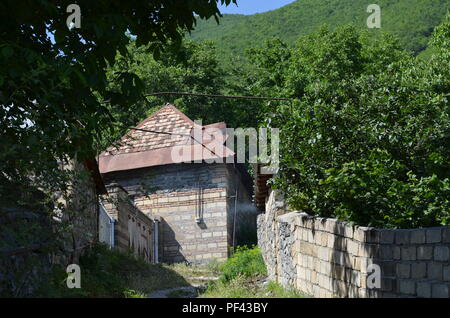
xmin=190 ymin=0 xmax=449 ymax=62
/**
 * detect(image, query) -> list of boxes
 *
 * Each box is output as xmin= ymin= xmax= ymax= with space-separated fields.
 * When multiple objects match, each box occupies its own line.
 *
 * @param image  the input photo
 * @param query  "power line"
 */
xmin=100 ymin=92 xmax=292 ymax=104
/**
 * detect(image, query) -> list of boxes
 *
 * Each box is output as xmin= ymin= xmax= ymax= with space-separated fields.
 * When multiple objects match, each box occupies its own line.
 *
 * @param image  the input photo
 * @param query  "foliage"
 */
xmin=0 ymin=1 xmax=235 ymax=296
xmin=219 ymin=246 xmax=267 ymax=283
xmin=247 ymin=19 xmax=450 ymax=228
xmin=190 ymin=0 xmax=449 ymax=67
xmin=0 ymin=0 xmax=236 ymax=210
xmin=104 ymin=38 xmax=263 ymax=148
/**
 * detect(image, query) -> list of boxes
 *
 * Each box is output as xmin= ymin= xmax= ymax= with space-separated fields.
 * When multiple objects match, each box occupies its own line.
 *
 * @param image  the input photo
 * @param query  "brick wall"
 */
xmin=103 ymin=163 xmax=242 ymax=264
xmin=258 ymin=190 xmax=450 ymax=298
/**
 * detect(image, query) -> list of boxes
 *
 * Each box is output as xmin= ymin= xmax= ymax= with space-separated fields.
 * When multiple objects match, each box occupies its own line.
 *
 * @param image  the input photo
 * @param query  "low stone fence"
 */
xmin=257 ymin=191 xmax=450 ymax=298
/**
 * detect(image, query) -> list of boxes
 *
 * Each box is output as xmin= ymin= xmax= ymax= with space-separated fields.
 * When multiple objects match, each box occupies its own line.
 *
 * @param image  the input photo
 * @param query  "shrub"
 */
xmin=253 ymin=21 xmax=450 ymax=229
xmin=219 ymin=246 xmax=267 ymax=283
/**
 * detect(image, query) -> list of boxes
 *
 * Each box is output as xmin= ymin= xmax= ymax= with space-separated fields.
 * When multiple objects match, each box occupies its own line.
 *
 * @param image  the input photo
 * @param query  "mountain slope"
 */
xmin=190 ymin=0 xmax=449 ymax=61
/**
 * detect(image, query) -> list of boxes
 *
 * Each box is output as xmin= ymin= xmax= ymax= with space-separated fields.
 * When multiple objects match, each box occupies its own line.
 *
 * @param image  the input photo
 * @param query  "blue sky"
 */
xmin=218 ymin=0 xmax=296 ymax=15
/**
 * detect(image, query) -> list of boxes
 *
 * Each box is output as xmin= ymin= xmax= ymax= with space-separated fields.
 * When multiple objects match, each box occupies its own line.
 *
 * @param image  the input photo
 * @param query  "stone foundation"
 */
xmin=258 ymin=190 xmax=450 ymax=298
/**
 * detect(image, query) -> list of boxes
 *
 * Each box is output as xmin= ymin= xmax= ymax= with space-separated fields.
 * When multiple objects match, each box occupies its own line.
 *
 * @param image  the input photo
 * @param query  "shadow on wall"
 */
xmin=328 ymin=221 xmax=382 ymax=298
xmin=159 ymin=218 xmax=187 ymax=264
xmin=235 ymin=202 xmax=259 ymax=247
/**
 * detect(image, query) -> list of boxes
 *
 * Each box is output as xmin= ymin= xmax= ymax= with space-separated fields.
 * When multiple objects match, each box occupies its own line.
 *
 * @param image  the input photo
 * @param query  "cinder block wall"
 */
xmin=258 ymin=190 xmax=450 ymax=298
xmin=103 ymin=163 xmax=232 ymax=264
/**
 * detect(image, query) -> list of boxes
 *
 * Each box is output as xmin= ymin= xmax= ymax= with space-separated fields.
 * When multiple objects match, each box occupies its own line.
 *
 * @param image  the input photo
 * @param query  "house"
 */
xmin=98 ymin=104 xmax=254 ymax=264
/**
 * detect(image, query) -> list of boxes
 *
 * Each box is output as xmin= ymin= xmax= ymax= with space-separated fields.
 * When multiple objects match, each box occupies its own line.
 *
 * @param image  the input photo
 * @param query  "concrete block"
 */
xmin=417 ymin=246 xmax=433 ymax=260
xmin=444 ymin=266 xmax=450 ymax=282
xmin=322 ymin=261 xmax=332 ymax=275
xmin=417 ymin=282 xmax=431 ymax=298
xmin=432 ymin=283 xmax=450 ymax=298
xmin=426 ymin=228 xmax=442 ymax=243
xmin=381 ymin=277 xmax=394 ymax=292
xmin=379 ymin=260 xmax=396 ymax=276
xmin=398 ymin=280 xmax=416 ymax=295
xmin=347 ymin=239 xmax=359 ymax=256
xmin=434 ymin=246 xmax=450 ymax=261
xmin=428 ymin=263 xmax=443 ymax=280
xmin=320 ymin=232 xmax=329 ymax=247
xmin=325 ymin=219 xmax=339 ymax=234
xmin=354 ymin=226 xmax=367 ymax=242
xmin=355 ymin=227 xmax=379 ymax=243
xmin=411 ymin=262 xmax=427 ymax=279
xmin=318 ymin=246 xmax=331 ymax=262
xmin=396 ymin=263 xmax=411 ymax=279
xmin=311 ymin=270 xmax=318 ymax=284
xmin=327 ymin=234 xmax=336 ymax=248
xmin=379 ymin=230 xmax=395 ymax=244
xmin=410 ymin=229 xmax=426 ymax=244
xmin=333 ymin=236 xmax=347 ymax=251
xmin=346 ymin=269 xmax=361 ymax=287
xmin=314 ymin=217 xmax=327 ymax=232
xmin=393 ymin=246 xmax=401 ymax=260
xmin=348 ymin=285 xmax=359 ymax=298
xmin=395 ymin=231 xmax=410 ymax=245
xmin=331 ymin=264 xmax=346 ymax=280
xmin=349 ymin=256 xmax=359 ymax=271
xmin=308 ymin=231 xmax=315 ymax=243
xmin=442 ymin=228 xmax=450 ymax=243
xmin=401 ymin=246 xmax=416 ymax=261
xmin=344 ymin=224 xmax=354 ymax=239
xmin=379 ymin=246 xmax=393 ymax=259
xmin=331 ymin=250 xmax=344 ymax=266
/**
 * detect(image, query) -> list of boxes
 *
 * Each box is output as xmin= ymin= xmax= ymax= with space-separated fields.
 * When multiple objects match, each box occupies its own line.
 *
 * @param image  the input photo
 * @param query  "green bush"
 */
xmin=219 ymin=246 xmax=267 ymax=283
xmin=248 ymin=18 xmax=450 ymax=229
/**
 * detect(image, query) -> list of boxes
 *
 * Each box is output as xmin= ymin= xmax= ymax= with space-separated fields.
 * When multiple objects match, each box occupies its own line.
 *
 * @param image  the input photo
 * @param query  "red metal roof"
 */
xmin=99 ymin=104 xmax=235 ymax=174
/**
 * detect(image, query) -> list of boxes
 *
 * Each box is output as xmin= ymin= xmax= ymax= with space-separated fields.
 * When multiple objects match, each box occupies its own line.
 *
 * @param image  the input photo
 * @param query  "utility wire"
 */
xmin=100 ymin=91 xmax=292 ymax=104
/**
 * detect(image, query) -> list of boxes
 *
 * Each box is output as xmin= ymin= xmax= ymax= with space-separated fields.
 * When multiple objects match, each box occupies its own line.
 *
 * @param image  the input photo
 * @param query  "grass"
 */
xmin=38 ymin=244 xmax=310 ymax=298
xmin=218 ymin=246 xmax=267 ymax=283
xmin=200 ymin=275 xmax=308 ymax=298
xmin=198 ymin=246 xmax=309 ymax=298
xmin=39 ymin=244 xmax=190 ymax=298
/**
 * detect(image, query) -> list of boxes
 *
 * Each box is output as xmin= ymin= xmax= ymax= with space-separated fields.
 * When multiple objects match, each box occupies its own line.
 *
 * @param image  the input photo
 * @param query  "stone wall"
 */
xmin=102 ymin=163 xmax=250 ymax=264
xmin=258 ymin=190 xmax=450 ymax=298
xmin=1 ymin=159 xmax=102 ymax=296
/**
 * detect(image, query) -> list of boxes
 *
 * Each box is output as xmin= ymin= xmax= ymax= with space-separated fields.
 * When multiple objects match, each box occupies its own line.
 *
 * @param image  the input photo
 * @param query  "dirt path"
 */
xmin=148 ymin=264 xmax=219 ymax=298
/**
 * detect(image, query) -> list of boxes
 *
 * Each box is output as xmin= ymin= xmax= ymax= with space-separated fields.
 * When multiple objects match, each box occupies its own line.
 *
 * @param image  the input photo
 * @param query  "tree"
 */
xmin=247 ymin=21 xmax=450 ymax=228
xmin=0 ymin=0 xmax=236 ymax=201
